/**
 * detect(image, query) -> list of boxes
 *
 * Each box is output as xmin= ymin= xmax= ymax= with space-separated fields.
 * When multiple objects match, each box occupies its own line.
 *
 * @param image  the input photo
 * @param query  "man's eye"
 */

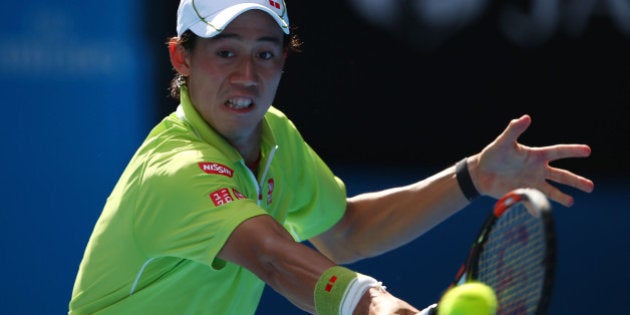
xmin=217 ymin=50 xmax=234 ymax=58
xmin=258 ymin=51 xmax=273 ymax=60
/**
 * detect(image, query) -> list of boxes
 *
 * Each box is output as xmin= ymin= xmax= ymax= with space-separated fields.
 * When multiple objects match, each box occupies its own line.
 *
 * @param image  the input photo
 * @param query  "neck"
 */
xmin=246 ymin=153 xmax=262 ymax=173
xmin=228 ymin=126 xmax=262 ymax=171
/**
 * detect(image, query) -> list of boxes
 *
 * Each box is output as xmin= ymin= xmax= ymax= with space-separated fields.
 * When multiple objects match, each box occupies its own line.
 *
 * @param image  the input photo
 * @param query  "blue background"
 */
xmin=1 ymin=0 xmax=628 ymax=314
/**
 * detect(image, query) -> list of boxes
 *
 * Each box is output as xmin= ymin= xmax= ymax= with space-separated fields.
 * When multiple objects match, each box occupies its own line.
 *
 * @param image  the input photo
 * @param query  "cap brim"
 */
xmin=187 ymin=3 xmax=289 ymax=38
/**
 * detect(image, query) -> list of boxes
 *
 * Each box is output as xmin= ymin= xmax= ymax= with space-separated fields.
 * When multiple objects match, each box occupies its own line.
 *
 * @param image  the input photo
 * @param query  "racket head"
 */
xmin=455 ymin=188 xmax=556 ymax=315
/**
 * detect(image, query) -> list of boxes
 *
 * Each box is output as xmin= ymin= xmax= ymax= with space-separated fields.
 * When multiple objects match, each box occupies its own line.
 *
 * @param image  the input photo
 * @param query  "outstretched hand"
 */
xmin=470 ymin=114 xmax=594 ymax=207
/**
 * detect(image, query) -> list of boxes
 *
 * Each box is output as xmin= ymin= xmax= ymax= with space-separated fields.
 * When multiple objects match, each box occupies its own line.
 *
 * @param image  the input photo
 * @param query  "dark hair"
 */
xmin=168 ymin=28 xmax=302 ymax=99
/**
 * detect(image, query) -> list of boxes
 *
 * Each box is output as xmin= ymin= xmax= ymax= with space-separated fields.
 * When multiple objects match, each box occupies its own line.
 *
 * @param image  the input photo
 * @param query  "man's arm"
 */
xmin=217 ymin=214 xmax=420 ymax=314
xmin=311 ymin=164 xmax=468 ymax=265
xmin=218 ymin=214 xmax=331 ymax=313
xmin=310 ymin=115 xmax=593 ymax=265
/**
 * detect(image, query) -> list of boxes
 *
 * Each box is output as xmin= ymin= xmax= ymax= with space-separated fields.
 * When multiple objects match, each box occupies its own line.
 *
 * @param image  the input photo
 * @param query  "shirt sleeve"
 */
xmin=269 ymin=112 xmax=347 ymax=242
xmin=132 ymin=150 xmax=267 ymax=269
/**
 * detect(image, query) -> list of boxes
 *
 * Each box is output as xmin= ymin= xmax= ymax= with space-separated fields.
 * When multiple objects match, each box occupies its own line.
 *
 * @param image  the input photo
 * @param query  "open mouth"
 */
xmin=226 ymin=97 xmax=253 ymax=110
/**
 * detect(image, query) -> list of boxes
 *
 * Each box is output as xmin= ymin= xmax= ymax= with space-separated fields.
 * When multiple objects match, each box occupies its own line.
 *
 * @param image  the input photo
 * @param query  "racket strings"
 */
xmin=478 ymin=203 xmax=548 ymax=314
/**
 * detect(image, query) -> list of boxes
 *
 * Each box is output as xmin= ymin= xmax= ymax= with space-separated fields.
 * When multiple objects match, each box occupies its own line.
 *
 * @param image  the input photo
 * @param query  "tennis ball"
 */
xmin=437 ymin=282 xmax=498 ymax=315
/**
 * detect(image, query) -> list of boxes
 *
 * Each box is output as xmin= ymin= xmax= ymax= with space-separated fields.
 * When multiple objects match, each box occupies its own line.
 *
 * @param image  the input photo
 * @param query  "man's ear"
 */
xmin=169 ymin=39 xmax=191 ymax=76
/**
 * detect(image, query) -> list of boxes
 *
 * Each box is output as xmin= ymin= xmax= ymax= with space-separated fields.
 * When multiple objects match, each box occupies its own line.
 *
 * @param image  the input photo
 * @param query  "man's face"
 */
xmin=185 ymin=10 xmax=286 ymax=143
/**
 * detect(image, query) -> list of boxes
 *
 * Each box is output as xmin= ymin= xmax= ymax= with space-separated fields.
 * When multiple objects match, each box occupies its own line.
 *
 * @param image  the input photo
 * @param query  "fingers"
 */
xmin=485 ymin=115 xmax=594 ymax=207
xmin=547 ymin=166 xmax=595 ymax=193
xmin=540 ymin=166 xmax=594 ymax=207
xmin=539 ymin=144 xmax=592 ymax=162
xmin=498 ymin=114 xmax=531 ymax=144
xmin=542 ymin=182 xmax=575 ymax=207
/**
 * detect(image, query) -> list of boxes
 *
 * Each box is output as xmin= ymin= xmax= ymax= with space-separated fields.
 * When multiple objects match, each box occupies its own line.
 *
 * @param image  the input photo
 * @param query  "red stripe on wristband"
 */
xmin=325 ymin=276 xmax=338 ymax=292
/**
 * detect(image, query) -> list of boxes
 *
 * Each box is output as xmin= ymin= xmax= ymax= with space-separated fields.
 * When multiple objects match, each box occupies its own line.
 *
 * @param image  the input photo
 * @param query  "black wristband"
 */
xmin=455 ymin=157 xmax=480 ymax=201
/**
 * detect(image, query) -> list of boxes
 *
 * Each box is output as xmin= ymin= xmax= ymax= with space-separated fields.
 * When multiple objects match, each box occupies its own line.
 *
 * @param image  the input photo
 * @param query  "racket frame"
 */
xmin=452 ymin=188 xmax=556 ymax=315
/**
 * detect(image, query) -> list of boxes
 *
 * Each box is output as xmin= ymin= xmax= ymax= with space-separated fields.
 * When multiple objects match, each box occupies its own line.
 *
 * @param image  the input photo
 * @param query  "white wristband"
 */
xmin=339 ymin=273 xmax=385 ymax=315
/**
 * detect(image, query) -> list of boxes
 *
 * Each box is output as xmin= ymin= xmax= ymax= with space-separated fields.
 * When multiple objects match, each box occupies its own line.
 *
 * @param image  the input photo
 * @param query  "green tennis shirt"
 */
xmin=69 ymin=87 xmax=347 ymax=314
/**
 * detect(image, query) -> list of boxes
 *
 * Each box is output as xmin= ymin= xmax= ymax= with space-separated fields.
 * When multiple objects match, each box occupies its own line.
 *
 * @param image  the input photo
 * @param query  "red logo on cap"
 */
xmin=269 ymin=0 xmax=280 ymax=9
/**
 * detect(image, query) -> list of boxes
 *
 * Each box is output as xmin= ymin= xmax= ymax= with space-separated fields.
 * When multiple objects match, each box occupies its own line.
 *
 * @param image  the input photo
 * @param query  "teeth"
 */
xmin=227 ymin=98 xmax=252 ymax=109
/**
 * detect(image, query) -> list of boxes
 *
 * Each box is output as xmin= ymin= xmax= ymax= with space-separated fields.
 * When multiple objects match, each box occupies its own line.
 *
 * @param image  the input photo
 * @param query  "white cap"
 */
xmin=177 ymin=0 xmax=290 ymax=37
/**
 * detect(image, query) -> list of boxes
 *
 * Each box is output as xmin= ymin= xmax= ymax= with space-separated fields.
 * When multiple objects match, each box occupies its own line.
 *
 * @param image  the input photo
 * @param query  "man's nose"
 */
xmin=231 ymin=57 xmax=257 ymax=87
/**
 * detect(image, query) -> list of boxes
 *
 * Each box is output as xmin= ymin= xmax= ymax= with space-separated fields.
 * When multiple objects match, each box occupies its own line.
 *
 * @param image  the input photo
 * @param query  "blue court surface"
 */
xmin=258 ymin=165 xmax=630 ymax=314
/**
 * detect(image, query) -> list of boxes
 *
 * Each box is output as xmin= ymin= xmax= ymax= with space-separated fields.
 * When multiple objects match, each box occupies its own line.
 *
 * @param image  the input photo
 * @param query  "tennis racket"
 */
xmin=434 ymin=187 xmax=556 ymax=315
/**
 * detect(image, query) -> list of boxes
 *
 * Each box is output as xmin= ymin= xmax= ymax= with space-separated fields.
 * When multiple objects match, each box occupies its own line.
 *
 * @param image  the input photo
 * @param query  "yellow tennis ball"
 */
xmin=437 ymin=282 xmax=498 ymax=315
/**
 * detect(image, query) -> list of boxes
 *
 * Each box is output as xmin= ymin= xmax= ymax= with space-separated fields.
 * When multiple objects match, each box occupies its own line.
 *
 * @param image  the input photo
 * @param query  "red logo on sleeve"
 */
xmin=199 ymin=162 xmax=234 ymax=177
xmin=232 ymin=188 xmax=246 ymax=200
xmin=209 ymin=188 xmax=234 ymax=206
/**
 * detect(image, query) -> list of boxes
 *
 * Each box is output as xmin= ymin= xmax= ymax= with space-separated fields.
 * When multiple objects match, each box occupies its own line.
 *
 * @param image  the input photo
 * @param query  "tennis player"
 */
xmin=68 ymin=0 xmax=594 ymax=314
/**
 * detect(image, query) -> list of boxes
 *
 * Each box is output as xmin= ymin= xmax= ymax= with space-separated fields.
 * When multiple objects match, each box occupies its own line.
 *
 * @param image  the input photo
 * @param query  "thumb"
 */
xmin=496 ymin=114 xmax=531 ymax=144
